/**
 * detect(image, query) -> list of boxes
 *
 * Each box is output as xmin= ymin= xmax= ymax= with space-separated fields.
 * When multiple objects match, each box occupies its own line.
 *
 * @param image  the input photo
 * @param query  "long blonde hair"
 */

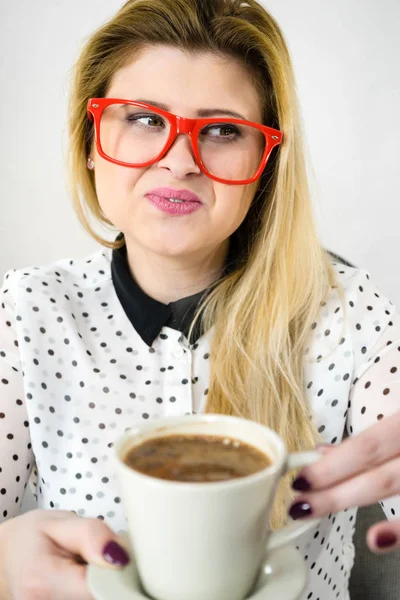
xmin=68 ymin=0 xmax=343 ymax=528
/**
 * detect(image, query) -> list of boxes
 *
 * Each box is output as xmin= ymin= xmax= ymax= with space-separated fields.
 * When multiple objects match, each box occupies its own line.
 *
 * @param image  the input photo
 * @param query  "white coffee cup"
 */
xmin=113 ymin=414 xmax=321 ymax=600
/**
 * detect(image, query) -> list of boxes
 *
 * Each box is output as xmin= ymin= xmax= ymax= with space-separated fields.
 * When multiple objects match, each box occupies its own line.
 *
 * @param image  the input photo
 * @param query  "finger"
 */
xmin=295 ymin=410 xmax=400 ymax=492
xmin=48 ymin=557 xmax=93 ymax=600
xmin=19 ymin=555 xmax=92 ymax=600
xmin=39 ymin=511 xmax=131 ymax=569
xmin=367 ymin=520 xmax=400 ymax=554
xmin=315 ymin=444 xmax=335 ymax=454
xmin=289 ymin=454 xmax=400 ymax=519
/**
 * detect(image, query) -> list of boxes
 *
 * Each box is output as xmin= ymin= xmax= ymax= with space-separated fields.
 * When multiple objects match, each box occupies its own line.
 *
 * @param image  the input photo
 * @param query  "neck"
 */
xmin=124 ymin=237 xmax=230 ymax=304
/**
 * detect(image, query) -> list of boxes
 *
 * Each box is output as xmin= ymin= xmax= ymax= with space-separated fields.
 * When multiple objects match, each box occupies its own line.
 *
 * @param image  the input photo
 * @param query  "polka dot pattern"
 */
xmin=0 ymin=251 xmax=400 ymax=600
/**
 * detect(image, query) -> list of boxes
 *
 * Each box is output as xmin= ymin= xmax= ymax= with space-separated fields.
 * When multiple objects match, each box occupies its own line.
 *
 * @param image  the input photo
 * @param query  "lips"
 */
xmin=145 ymin=187 xmax=202 ymax=204
xmin=145 ymin=188 xmax=203 ymax=216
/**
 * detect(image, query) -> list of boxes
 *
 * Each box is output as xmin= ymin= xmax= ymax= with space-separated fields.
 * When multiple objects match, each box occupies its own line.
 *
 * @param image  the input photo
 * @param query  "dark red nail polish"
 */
xmin=376 ymin=532 xmax=397 ymax=549
xmin=289 ymin=501 xmax=313 ymax=520
xmin=292 ymin=476 xmax=312 ymax=492
xmin=102 ymin=541 xmax=131 ymax=566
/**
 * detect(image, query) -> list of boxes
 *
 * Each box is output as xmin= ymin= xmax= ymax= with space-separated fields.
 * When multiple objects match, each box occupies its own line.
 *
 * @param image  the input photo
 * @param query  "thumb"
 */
xmin=367 ymin=520 xmax=400 ymax=554
xmin=41 ymin=511 xmax=131 ymax=569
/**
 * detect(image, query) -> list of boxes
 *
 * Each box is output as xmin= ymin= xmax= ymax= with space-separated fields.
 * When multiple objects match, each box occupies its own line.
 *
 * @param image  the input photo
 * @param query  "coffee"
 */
xmin=123 ymin=433 xmax=272 ymax=482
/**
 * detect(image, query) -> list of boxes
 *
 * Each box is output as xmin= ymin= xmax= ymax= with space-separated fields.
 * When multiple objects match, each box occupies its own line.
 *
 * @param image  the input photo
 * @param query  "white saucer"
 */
xmin=87 ymin=533 xmax=307 ymax=600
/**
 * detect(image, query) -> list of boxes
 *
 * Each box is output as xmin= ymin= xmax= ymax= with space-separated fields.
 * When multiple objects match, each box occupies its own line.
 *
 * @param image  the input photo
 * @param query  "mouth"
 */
xmin=164 ymin=198 xmax=187 ymax=204
xmin=145 ymin=187 xmax=203 ymax=216
xmin=145 ymin=187 xmax=203 ymax=204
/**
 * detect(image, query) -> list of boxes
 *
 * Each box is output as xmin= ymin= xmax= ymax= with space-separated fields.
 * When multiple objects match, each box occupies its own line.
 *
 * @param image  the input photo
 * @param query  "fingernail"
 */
xmin=376 ymin=532 xmax=397 ymax=549
xmin=102 ymin=541 xmax=131 ymax=566
xmin=292 ymin=476 xmax=312 ymax=492
xmin=289 ymin=501 xmax=313 ymax=520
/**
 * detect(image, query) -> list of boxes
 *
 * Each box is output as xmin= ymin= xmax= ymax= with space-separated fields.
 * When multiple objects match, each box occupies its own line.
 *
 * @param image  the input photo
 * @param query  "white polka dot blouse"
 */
xmin=1 ymin=247 xmax=400 ymax=600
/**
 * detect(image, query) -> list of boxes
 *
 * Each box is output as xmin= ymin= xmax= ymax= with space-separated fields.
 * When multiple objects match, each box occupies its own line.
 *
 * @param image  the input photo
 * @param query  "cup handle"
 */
xmin=267 ymin=450 xmax=322 ymax=552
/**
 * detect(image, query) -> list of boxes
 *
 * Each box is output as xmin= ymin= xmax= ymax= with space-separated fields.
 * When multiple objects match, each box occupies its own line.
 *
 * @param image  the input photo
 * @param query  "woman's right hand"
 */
xmin=0 ymin=509 xmax=131 ymax=599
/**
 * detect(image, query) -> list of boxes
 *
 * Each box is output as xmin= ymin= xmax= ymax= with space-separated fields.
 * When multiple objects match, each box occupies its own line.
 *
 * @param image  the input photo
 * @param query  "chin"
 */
xmin=125 ymin=227 xmax=205 ymax=258
xmin=150 ymin=243 xmax=199 ymax=258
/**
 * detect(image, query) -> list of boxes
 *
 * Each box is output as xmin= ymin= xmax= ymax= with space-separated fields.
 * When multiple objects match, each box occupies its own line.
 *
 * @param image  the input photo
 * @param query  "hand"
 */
xmin=288 ymin=410 xmax=400 ymax=553
xmin=0 ymin=509 xmax=131 ymax=599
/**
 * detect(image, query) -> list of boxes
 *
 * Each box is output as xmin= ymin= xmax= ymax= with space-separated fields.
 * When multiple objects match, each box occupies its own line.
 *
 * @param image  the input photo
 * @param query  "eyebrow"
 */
xmin=134 ymin=99 xmax=248 ymax=121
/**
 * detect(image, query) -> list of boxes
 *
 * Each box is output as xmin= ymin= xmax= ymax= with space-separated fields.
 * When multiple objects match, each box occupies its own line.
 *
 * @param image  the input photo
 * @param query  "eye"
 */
xmin=200 ymin=123 xmax=242 ymax=140
xmin=125 ymin=113 xmax=166 ymax=128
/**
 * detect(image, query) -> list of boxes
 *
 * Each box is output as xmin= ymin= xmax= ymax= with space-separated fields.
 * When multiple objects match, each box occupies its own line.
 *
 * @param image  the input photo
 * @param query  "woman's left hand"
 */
xmin=289 ymin=409 xmax=400 ymax=553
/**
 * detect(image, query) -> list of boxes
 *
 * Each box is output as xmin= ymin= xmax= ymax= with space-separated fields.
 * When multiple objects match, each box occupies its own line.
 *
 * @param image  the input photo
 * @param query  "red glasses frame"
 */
xmin=87 ymin=98 xmax=283 ymax=185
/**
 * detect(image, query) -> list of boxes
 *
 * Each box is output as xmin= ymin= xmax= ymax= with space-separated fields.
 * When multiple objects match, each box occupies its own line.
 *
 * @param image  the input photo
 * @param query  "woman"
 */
xmin=0 ymin=0 xmax=399 ymax=598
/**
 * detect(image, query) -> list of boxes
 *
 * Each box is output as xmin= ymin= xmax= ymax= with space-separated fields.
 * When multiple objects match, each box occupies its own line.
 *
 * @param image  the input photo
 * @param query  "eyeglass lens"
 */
xmin=99 ymin=103 xmax=267 ymax=181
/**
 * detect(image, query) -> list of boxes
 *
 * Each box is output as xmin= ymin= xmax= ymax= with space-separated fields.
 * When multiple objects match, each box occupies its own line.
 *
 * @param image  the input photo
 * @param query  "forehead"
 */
xmin=107 ymin=45 xmax=263 ymax=122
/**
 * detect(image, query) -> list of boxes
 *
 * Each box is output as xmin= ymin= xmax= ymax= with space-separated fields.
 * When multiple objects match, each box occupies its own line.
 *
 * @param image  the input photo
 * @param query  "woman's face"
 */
xmin=91 ymin=46 xmax=263 ymax=259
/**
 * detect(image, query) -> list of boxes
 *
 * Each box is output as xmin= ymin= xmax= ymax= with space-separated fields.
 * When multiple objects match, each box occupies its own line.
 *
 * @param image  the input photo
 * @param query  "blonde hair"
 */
xmin=68 ymin=0 xmax=344 ymax=528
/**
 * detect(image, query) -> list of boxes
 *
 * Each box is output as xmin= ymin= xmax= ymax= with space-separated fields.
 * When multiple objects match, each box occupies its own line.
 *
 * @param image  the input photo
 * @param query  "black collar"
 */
xmin=111 ymin=236 xmax=240 ymax=347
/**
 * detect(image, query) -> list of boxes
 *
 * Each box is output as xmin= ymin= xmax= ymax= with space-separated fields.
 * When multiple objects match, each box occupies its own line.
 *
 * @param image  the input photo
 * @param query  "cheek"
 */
xmin=94 ymin=159 xmax=144 ymax=221
xmin=213 ymin=183 xmax=256 ymax=229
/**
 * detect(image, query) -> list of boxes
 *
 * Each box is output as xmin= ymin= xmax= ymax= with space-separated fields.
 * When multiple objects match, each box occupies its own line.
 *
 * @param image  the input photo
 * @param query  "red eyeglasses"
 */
xmin=87 ymin=98 xmax=283 ymax=185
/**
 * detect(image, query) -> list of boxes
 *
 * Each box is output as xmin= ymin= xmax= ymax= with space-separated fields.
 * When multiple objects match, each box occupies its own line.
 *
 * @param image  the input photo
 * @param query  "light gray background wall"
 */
xmin=0 ymin=1 xmax=399 ymax=514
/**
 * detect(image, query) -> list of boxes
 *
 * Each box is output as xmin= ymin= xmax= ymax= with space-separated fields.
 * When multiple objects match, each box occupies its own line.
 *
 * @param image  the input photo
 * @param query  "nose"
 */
xmin=156 ymin=133 xmax=201 ymax=179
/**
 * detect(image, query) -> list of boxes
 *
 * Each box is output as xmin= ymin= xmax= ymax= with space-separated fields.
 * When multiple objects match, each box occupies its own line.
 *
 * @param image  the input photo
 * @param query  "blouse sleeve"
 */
xmin=0 ymin=270 xmax=35 ymax=523
xmin=347 ymin=309 xmax=400 ymax=520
